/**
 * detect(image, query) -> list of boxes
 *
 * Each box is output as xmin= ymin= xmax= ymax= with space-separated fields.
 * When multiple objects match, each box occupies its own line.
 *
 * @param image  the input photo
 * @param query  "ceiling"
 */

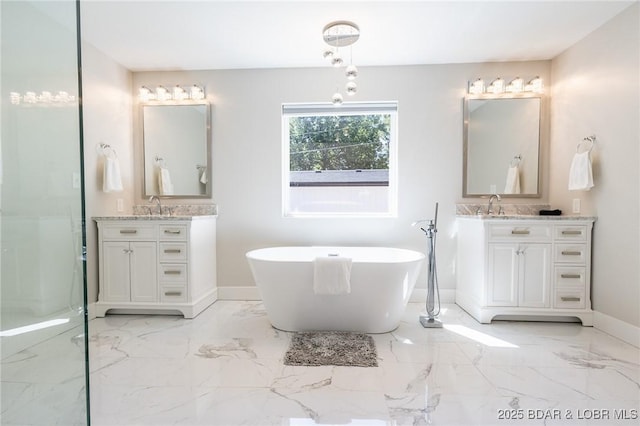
xmin=78 ymin=0 xmax=636 ymax=72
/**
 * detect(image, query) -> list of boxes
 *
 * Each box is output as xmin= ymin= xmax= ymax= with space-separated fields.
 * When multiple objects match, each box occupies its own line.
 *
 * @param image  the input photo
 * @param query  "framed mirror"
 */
xmin=463 ymin=96 xmax=541 ymax=198
xmin=142 ymin=103 xmax=210 ymax=198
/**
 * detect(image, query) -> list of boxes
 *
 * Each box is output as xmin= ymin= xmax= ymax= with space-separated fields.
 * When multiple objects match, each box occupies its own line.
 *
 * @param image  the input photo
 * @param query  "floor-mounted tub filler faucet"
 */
xmin=412 ymin=202 xmax=442 ymax=328
xmin=487 ymin=193 xmax=501 ymax=215
xmin=149 ymin=195 xmax=162 ymax=215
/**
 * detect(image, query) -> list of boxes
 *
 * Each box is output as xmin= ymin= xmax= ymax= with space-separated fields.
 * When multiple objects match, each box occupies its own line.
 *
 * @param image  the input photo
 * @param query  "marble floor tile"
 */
xmin=85 ymin=301 xmax=639 ymax=425
xmin=5 ymin=301 xmax=639 ymax=425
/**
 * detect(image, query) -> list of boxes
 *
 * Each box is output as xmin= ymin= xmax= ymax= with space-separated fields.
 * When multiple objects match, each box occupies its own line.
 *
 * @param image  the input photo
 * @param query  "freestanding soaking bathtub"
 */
xmin=246 ymin=246 xmax=425 ymax=333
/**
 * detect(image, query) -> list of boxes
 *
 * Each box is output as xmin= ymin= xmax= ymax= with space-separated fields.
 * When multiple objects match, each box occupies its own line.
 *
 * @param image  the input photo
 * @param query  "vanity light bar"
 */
xmin=139 ymin=84 xmax=205 ymax=102
xmin=468 ymin=76 xmax=543 ymax=96
xmin=9 ymin=90 xmax=77 ymax=105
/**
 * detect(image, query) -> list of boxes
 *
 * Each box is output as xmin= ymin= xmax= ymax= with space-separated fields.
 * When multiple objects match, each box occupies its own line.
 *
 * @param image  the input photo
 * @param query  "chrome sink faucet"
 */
xmin=149 ymin=195 xmax=162 ymax=215
xmin=487 ymin=194 xmax=501 ymax=215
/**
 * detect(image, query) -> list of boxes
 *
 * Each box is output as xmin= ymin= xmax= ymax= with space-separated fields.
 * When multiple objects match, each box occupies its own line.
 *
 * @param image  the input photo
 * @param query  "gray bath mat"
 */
xmin=284 ymin=331 xmax=378 ymax=367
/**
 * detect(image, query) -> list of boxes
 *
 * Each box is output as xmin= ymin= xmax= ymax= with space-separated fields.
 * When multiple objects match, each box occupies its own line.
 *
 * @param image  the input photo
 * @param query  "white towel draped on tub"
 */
xmin=568 ymin=151 xmax=594 ymax=191
xmin=504 ymin=165 xmax=521 ymax=194
xmin=158 ymin=167 xmax=174 ymax=195
xmin=103 ymin=156 xmax=123 ymax=193
xmin=313 ymin=256 xmax=352 ymax=295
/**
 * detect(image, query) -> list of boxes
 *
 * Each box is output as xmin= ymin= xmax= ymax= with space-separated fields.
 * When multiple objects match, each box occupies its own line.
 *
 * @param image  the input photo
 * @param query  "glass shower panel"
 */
xmin=1 ymin=1 xmax=89 ymax=424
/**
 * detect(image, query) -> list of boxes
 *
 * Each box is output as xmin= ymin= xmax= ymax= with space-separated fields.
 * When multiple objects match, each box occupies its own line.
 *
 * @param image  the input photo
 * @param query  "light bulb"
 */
xmin=173 ymin=85 xmax=186 ymax=100
xmin=346 ymin=81 xmax=357 ymax=96
xmin=527 ymin=76 xmax=543 ymax=93
xmin=331 ymin=55 xmax=343 ymax=67
xmin=10 ymin=92 xmax=21 ymax=105
xmin=323 ymin=49 xmax=334 ymax=60
xmin=345 ymin=64 xmax=358 ymax=80
xmin=156 ymin=85 xmax=170 ymax=101
xmin=332 ymin=92 xmax=343 ymax=106
xmin=190 ymin=85 xmax=204 ymax=100
xmin=487 ymin=77 xmax=505 ymax=94
xmin=507 ymin=77 xmax=524 ymax=93
xmin=469 ymin=78 xmax=485 ymax=95
xmin=55 ymin=91 xmax=70 ymax=102
xmin=139 ymin=86 xmax=152 ymax=102
xmin=24 ymin=91 xmax=37 ymax=103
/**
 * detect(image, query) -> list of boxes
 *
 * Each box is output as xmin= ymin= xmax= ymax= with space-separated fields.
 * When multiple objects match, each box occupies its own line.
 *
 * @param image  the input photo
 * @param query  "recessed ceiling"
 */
xmin=79 ymin=0 xmax=636 ymax=72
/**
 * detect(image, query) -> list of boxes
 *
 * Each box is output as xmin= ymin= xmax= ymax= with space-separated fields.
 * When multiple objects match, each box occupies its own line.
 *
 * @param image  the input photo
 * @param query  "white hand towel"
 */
xmin=568 ymin=151 xmax=594 ymax=191
xmin=313 ymin=256 xmax=352 ymax=295
xmin=158 ymin=167 xmax=174 ymax=195
xmin=103 ymin=157 xmax=123 ymax=192
xmin=504 ymin=165 xmax=521 ymax=194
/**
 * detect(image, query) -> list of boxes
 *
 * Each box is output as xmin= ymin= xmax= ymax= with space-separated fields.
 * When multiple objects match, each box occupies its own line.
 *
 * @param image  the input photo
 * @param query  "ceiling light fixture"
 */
xmin=322 ymin=20 xmax=360 ymax=105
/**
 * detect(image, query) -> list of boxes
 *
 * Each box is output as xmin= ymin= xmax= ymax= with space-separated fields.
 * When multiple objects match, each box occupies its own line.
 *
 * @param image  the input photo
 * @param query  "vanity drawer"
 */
xmin=159 ymin=243 xmax=187 ymax=262
xmin=488 ymin=224 xmax=551 ymax=241
xmin=555 ymin=225 xmax=587 ymax=241
xmin=160 ymin=285 xmax=187 ymax=302
xmin=159 ymin=263 xmax=187 ymax=282
xmin=555 ymin=266 xmax=586 ymax=288
xmin=554 ymin=244 xmax=587 ymax=264
xmin=159 ymin=224 xmax=188 ymax=241
xmin=100 ymin=223 xmax=157 ymax=240
xmin=554 ymin=289 xmax=586 ymax=309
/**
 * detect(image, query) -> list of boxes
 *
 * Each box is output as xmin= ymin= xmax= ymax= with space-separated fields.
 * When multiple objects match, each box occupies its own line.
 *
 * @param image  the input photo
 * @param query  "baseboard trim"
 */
xmin=87 ymin=302 xmax=97 ymax=321
xmin=216 ymin=286 xmax=454 ymax=304
xmin=410 ymin=288 xmax=456 ymax=304
xmin=217 ymin=286 xmax=262 ymax=300
xmin=593 ymin=310 xmax=640 ymax=348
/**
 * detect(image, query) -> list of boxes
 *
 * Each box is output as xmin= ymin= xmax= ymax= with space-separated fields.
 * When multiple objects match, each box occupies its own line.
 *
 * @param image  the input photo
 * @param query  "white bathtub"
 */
xmin=246 ymin=246 xmax=425 ymax=333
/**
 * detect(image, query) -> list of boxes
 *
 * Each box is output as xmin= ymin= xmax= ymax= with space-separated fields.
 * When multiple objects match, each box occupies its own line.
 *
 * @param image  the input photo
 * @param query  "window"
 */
xmin=282 ymin=102 xmax=398 ymax=217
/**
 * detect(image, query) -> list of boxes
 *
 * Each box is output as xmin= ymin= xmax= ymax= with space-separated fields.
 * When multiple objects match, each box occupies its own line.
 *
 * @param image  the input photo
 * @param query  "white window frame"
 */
xmin=282 ymin=102 xmax=398 ymax=218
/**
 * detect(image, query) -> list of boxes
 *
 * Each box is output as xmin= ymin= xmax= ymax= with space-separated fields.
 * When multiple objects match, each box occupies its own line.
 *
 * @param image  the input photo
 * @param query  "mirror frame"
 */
xmin=141 ymin=101 xmax=211 ymax=199
xmin=462 ymin=95 xmax=543 ymax=198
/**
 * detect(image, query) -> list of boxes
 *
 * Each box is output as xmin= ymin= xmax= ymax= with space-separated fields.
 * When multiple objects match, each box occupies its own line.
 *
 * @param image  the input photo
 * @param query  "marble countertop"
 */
xmin=457 ymin=214 xmax=597 ymax=221
xmin=93 ymin=215 xmax=217 ymax=221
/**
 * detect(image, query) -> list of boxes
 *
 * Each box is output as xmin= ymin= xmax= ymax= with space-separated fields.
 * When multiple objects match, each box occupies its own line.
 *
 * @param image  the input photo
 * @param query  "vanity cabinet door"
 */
xmin=129 ymin=241 xmax=158 ymax=303
xmin=102 ymin=242 xmax=131 ymax=302
xmin=487 ymin=244 xmax=518 ymax=307
xmin=519 ymin=244 xmax=551 ymax=308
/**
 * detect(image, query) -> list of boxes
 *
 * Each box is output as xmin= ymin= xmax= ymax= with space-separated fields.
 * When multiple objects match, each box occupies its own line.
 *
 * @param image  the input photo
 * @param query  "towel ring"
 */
xmin=510 ymin=155 xmax=521 ymax=167
xmin=577 ymin=135 xmax=595 ymax=154
xmin=97 ymin=143 xmax=117 ymax=158
xmin=155 ymin=155 xmax=165 ymax=166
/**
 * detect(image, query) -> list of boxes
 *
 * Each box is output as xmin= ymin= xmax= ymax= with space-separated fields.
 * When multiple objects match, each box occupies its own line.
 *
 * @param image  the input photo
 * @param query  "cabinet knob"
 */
xmin=511 ymin=229 xmax=530 ymax=235
xmin=164 ymin=291 xmax=182 ymax=296
xmin=164 ymin=270 xmax=181 ymax=275
xmin=164 ymin=249 xmax=182 ymax=254
xmin=561 ymin=296 xmax=581 ymax=302
xmin=561 ymin=230 xmax=582 ymax=235
xmin=164 ymin=229 xmax=181 ymax=235
xmin=120 ymin=229 xmax=137 ymax=234
xmin=561 ymin=250 xmax=582 ymax=256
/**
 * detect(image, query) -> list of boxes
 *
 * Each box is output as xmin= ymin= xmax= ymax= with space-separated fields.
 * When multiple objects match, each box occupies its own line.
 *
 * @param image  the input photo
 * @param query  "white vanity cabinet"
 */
xmin=456 ymin=217 xmax=594 ymax=325
xmin=94 ymin=216 xmax=217 ymax=318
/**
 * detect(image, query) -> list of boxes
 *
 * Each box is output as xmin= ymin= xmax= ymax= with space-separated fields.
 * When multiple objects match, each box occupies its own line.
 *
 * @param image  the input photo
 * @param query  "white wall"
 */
xmin=133 ymin=61 xmax=550 ymax=296
xmin=80 ymin=41 xmax=133 ymax=303
xmin=549 ymin=4 xmax=640 ymax=328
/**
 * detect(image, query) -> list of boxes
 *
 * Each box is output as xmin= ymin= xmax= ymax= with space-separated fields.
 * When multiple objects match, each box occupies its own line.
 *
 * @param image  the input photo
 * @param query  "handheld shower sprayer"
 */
xmin=412 ymin=202 xmax=443 ymax=328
